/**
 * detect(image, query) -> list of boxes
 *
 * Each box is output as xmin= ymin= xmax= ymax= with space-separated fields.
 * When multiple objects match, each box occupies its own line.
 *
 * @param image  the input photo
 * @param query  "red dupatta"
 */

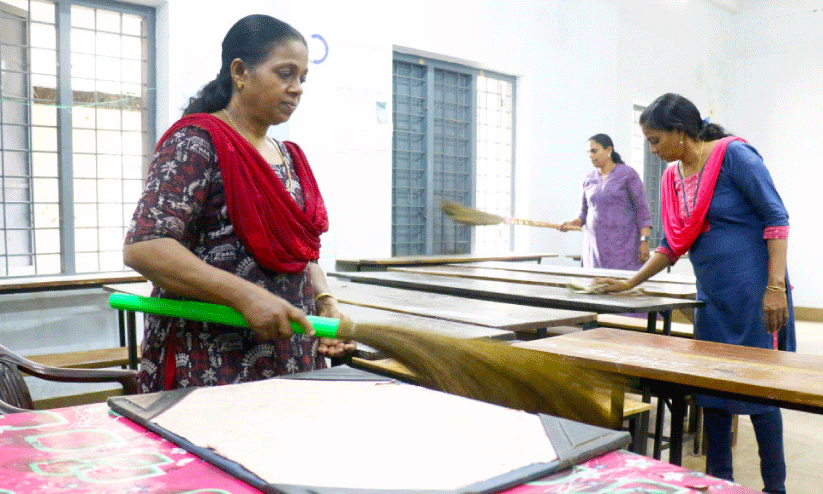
xmin=660 ymin=136 xmax=743 ymax=257
xmin=156 ymin=113 xmax=329 ymax=274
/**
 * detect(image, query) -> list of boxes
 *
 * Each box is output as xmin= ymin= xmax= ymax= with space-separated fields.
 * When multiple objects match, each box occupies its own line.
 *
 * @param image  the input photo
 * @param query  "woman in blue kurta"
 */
xmin=597 ymin=94 xmax=793 ymax=494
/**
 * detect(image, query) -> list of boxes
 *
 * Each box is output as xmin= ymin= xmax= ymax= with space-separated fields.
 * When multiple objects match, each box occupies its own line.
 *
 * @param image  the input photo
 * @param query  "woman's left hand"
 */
xmin=315 ymin=295 xmax=357 ymax=357
xmin=763 ymin=289 xmax=789 ymax=334
xmin=637 ymin=241 xmax=650 ymax=263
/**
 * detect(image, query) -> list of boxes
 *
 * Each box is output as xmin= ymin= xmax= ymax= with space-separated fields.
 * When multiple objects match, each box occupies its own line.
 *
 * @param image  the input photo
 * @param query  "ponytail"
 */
xmin=182 ymin=69 xmax=233 ymax=116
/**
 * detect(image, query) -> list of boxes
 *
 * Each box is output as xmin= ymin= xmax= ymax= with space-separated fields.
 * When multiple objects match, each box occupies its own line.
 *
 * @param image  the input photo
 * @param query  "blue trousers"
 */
xmin=703 ymin=407 xmax=786 ymax=494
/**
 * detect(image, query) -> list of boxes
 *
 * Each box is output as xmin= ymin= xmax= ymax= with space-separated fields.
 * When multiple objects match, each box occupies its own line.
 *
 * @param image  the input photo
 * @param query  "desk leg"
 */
xmin=127 ymin=311 xmax=138 ymax=371
xmin=646 ymin=312 xmax=657 ymax=333
xmin=653 ymin=397 xmax=666 ymax=460
xmin=662 ymin=310 xmax=672 ymax=336
xmin=117 ymin=310 xmax=126 ymax=348
xmin=668 ymin=395 xmax=687 ymax=466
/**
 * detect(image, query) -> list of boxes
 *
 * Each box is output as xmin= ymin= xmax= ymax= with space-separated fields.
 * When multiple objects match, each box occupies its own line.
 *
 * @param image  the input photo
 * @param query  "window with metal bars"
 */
xmin=392 ymin=53 xmax=515 ymax=256
xmin=0 ymin=0 xmax=154 ymax=277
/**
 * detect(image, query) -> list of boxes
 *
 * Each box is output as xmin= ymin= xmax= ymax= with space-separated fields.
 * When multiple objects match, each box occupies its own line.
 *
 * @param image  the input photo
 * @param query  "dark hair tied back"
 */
xmin=589 ymin=133 xmax=623 ymax=164
xmin=639 ymin=93 xmax=729 ymax=142
xmin=183 ymin=15 xmax=306 ymax=116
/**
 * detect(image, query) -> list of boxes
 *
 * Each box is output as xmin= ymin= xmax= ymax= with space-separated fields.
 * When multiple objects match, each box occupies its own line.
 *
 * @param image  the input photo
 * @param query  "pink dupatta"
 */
xmin=660 ymin=136 xmax=744 ymax=257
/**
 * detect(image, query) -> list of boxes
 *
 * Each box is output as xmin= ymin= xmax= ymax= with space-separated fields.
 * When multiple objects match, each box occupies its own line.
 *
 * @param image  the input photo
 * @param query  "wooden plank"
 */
xmin=328 ymin=278 xmax=597 ymax=334
xmin=335 ymin=252 xmax=557 ymax=272
xmin=513 ymin=328 xmax=823 ymax=413
xmin=461 ymin=261 xmax=697 ymax=285
xmin=330 ymin=271 xmax=703 ymax=315
xmin=390 ymin=265 xmax=697 ymax=299
xmin=26 ymin=347 xmax=136 ymax=369
xmin=0 ymin=271 xmax=146 ymax=293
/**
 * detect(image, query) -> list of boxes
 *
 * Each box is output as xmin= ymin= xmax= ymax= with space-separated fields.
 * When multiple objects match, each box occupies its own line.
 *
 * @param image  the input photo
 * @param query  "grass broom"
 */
xmin=441 ymin=200 xmax=581 ymax=231
xmin=110 ymin=293 xmax=622 ymax=429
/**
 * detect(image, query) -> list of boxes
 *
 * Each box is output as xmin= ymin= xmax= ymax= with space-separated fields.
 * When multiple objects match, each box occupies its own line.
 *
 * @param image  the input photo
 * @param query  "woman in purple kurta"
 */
xmin=561 ymin=134 xmax=653 ymax=270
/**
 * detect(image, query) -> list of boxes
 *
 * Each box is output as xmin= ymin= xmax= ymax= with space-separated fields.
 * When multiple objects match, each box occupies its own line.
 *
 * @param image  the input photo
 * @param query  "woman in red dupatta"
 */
xmin=596 ymin=94 xmax=792 ymax=494
xmin=124 ymin=15 xmax=354 ymax=393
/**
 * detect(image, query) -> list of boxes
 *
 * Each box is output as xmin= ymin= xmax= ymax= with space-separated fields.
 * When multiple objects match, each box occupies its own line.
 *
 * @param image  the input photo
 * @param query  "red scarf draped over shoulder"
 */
xmin=157 ymin=113 xmax=329 ymax=274
xmin=660 ymin=136 xmax=743 ymax=257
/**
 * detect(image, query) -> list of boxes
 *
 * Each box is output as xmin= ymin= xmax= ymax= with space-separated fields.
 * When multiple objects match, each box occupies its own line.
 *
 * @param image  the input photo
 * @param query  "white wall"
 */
xmin=153 ymin=0 xmax=819 ymax=307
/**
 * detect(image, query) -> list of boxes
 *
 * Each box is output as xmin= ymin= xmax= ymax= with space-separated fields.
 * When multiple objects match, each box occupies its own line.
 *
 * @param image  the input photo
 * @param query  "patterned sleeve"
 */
xmin=625 ymin=167 xmax=653 ymax=229
xmin=724 ymin=141 xmax=790 ymax=240
xmin=655 ymin=237 xmax=681 ymax=265
xmin=125 ymin=126 xmax=218 ymax=245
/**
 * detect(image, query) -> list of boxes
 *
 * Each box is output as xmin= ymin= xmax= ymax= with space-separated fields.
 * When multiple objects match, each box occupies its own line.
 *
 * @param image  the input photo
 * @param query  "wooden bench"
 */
xmin=597 ymin=314 xmax=694 ymax=338
xmin=26 ymin=347 xmax=139 ymax=370
xmin=350 ymin=356 xmax=652 ymax=454
xmin=335 ymin=252 xmax=557 ymax=272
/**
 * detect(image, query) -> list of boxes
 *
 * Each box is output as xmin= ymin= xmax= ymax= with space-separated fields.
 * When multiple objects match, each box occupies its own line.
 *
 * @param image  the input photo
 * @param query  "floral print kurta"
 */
xmin=125 ymin=125 xmax=325 ymax=393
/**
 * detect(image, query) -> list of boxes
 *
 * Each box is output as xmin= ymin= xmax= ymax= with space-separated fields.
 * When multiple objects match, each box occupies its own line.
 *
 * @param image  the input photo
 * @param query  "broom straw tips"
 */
xmin=441 ymin=200 xmax=505 ymax=226
xmin=338 ymin=322 xmax=621 ymax=429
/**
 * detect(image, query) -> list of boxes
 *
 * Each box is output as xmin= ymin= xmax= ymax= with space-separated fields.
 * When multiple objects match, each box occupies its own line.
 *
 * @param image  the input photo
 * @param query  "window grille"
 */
xmin=392 ymin=53 xmax=515 ymax=256
xmin=0 ymin=0 xmax=155 ymax=276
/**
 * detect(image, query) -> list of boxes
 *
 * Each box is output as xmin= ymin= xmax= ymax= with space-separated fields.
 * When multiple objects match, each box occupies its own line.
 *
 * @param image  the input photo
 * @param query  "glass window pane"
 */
xmin=34 ymin=228 xmax=60 ymax=254
xmin=34 ymin=203 xmax=59 ymax=229
xmin=31 ymin=126 xmax=57 ymax=152
xmin=98 ymin=202 xmax=121 ymax=226
xmin=121 ymin=35 xmax=142 ymax=61
xmin=31 ymin=104 xmax=57 ymax=127
xmin=73 ymin=178 xmax=96 ymax=202
xmin=73 ymin=153 xmax=96 ymax=178
xmin=98 ymin=227 xmax=123 ymax=250
xmin=99 ymin=250 xmax=124 ymax=271
xmin=31 ymin=0 xmax=55 ymax=23
xmin=97 ymin=179 xmax=122 ymax=202
xmin=96 ymin=32 xmax=121 ymax=58
xmin=122 ymin=131 xmax=142 ymax=155
xmin=75 ymin=203 xmax=98 ymax=228
xmin=122 ymin=15 xmax=143 ymax=36
xmin=72 ymin=129 xmax=96 ymax=153
xmin=71 ymin=28 xmax=96 ymax=55
xmin=72 ymin=54 xmax=97 ymax=81
xmin=123 ymin=157 xmax=144 ymax=179
xmin=97 ymin=108 xmax=121 ymax=130
xmin=96 ymin=56 xmax=121 ymax=82
xmin=33 ymin=177 xmax=58 ymax=202
xmin=96 ymin=9 xmax=120 ymax=33
xmin=122 ymin=59 xmax=141 ymax=83
xmin=97 ymin=130 xmax=121 ymax=154
xmin=71 ymin=6 xmax=95 ymax=29
xmin=32 ymin=152 xmax=57 ymax=177
xmin=75 ymin=252 xmax=99 ymax=272
xmin=30 ymin=22 xmax=56 ymax=50
xmin=73 ymin=105 xmax=96 ymax=128
xmin=122 ymin=109 xmax=142 ymax=131
xmin=30 ymin=48 xmax=57 ymax=76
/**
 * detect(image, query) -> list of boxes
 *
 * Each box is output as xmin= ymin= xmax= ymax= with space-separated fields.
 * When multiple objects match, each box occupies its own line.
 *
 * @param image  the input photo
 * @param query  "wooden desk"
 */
xmin=335 ymin=252 xmax=557 ymax=272
xmin=330 ymin=271 xmax=702 ymax=335
xmin=328 ymin=278 xmax=597 ymax=336
xmin=464 ymin=261 xmax=697 ymax=285
xmin=514 ymin=328 xmax=823 ymax=465
xmin=390 ymin=264 xmax=697 ymax=299
xmin=0 ymin=397 xmax=757 ymax=492
xmin=0 ymin=271 xmax=146 ymax=293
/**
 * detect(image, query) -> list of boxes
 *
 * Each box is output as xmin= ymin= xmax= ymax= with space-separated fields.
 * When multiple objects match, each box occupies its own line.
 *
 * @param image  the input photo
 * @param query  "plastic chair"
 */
xmin=0 ymin=342 xmax=138 ymax=414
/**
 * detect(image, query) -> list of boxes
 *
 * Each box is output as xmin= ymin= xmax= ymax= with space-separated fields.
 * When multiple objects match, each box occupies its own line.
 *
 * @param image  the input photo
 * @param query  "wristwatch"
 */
xmin=639 ymin=235 xmax=649 ymax=242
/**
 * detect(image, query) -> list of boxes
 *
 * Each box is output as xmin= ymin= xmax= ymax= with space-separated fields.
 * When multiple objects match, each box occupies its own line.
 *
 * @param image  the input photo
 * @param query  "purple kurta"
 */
xmin=577 ymin=163 xmax=653 ymax=270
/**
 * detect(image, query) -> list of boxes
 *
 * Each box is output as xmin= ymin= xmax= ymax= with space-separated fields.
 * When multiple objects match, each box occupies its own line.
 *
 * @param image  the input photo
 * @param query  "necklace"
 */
xmin=223 ymin=108 xmax=287 ymax=164
xmin=677 ymin=140 xmax=706 ymax=218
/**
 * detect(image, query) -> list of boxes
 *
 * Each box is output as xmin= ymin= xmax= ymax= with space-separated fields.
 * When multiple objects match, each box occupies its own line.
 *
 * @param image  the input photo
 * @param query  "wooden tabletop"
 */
xmin=328 ymin=278 xmax=596 ymax=334
xmin=389 ymin=265 xmax=697 ymax=299
xmin=1 ymin=271 xmax=146 ymax=293
xmin=330 ymin=271 xmax=703 ymax=315
xmin=514 ymin=328 xmax=823 ymax=414
xmin=335 ymin=252 xmax=557 ymax=272
xmin=462 ymin=261 xmax=697 ymax=285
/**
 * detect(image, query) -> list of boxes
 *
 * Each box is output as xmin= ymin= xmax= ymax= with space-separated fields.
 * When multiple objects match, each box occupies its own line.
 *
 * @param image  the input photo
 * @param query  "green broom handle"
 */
xmin=108 ymin=293 xmax=340 ymax=338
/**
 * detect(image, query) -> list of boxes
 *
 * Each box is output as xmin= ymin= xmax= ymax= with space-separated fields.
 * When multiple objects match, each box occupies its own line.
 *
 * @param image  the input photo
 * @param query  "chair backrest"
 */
xmin=0 ymin=355 xmax=34 ymax=411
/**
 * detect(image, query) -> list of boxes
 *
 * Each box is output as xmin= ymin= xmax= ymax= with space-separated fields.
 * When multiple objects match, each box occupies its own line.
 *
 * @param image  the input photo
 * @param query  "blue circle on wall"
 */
xmin=310 ymin=34 xmax=328 ymax=64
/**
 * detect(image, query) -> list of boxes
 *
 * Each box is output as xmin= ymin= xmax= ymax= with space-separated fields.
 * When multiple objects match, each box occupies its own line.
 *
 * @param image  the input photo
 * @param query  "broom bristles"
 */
xmin=441 ymin=200 xmax=505 ymax=226
xmin=338 ymin=321 xmax=622 ymax=429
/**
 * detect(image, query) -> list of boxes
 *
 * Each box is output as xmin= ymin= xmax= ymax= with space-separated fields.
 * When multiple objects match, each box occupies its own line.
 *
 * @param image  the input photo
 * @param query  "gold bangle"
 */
xmin=314 ymin=292 xmax=336 ymax=303
xmin=765 ymin=285 xmax=786 ymax=292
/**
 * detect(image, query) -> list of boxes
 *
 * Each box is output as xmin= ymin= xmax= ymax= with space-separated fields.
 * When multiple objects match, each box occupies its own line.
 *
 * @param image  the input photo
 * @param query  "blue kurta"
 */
xmin=661 ymin=140 xmax=796 ymax=414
